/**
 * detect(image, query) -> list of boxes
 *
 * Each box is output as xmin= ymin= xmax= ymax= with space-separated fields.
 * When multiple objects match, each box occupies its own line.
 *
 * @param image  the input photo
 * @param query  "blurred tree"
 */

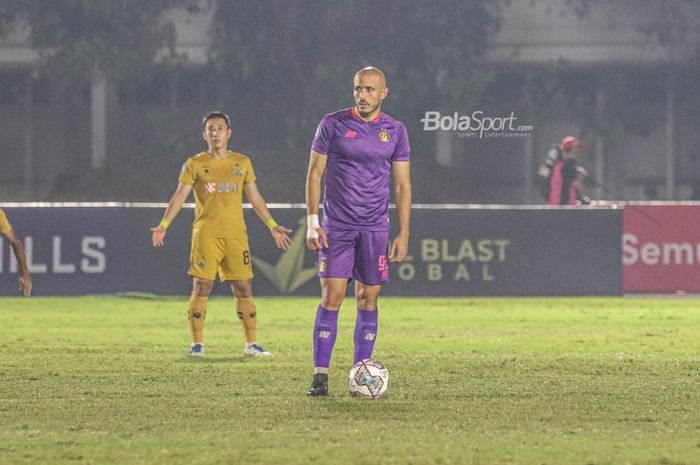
xmin=638 ymin=0 xmax=700 ymax=197
xmin=0 ymin=0 xmax=199 ymax=200
xmin=551 ymin=0 xmax=700 ymax=199
xmin=208 ymin=0 xmax=504 ymax=151
xmin=0 ymin=0 xmax=199 ymax=86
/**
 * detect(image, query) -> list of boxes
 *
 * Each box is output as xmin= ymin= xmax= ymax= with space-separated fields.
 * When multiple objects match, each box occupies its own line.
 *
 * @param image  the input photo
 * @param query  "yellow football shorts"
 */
xmin=188 ymin=235 xmax=254 ymax=281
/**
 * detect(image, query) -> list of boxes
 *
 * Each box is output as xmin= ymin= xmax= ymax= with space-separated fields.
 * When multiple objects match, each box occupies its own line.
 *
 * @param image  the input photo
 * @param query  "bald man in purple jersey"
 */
xmin=305 ymin=67 xmax=412 ymax=396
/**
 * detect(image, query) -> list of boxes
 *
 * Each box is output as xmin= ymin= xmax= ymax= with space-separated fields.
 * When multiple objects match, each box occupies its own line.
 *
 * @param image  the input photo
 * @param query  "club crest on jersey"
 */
xmin=233 ymin=164 xmax=243 ymax=177
xmin=379 ymin=128 xmax=390 ymax=142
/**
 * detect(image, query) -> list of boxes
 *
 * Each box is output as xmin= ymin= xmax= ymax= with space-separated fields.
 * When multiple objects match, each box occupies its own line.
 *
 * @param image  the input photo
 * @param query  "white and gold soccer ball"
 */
xmin=348 ymin=359 xmax=389 ymax=398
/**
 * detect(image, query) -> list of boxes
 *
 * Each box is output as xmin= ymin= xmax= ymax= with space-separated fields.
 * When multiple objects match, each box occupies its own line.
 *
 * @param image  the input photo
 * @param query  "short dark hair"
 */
xmin=202 ymin=111 xmax=231 ymax=129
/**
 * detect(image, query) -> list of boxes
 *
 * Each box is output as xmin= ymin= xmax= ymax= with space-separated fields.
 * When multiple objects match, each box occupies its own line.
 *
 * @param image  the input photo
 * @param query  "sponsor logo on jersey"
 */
xmin=216 ymin=182 xmax=239 ymax=193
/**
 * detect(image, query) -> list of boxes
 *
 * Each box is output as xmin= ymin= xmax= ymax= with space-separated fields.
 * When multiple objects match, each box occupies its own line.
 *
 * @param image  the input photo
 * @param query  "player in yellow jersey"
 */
xmin=151 ymin=111 xmax=292 ymax=357
xmin=0 ymin=208 xmax=32 ymax=297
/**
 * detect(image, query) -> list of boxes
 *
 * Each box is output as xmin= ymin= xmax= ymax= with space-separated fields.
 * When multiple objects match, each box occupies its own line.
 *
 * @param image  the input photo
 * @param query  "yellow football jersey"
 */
xmin=179 ymin=151 xmax=256 ymax=238
xmin=0 ymin=208 xmax=12 ymax=235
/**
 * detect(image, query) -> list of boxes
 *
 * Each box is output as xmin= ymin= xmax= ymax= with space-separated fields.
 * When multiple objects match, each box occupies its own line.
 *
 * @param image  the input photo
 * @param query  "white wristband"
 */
xmin=307 ymin=214 xmax=320 ymax=240
xmin=307 ymin=214 xmax=320 ymax=229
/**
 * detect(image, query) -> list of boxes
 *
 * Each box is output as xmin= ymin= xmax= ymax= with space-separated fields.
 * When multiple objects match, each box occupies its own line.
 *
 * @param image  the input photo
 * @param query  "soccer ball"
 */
xmin=348 ymin=359 xmax=389 ymax=398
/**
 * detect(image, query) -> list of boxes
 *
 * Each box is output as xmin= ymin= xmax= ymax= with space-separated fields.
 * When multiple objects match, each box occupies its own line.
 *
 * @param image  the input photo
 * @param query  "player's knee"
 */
xmin=356 ymin=286 xmax=379 ymax=309
xmin=320 ymin=289 xmax=344 ymax=309
xmin=320 ymin=279 xmax=348 ymax=309
xmin=230 ymin=280 xmax=252 ymax=298
xmin=356 ymin=294 xmax=378 ymax=310
xmin=193 ymin=279 xmax=213 ymax=296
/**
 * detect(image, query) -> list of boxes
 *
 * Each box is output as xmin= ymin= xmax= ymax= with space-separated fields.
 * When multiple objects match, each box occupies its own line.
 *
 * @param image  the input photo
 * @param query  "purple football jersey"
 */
xmin=311 ymin=107 xmax=410 ymax=231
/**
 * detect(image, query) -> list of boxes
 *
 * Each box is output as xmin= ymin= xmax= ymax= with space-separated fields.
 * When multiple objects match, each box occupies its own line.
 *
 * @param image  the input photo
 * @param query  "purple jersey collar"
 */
xmin=351 ymin=105 xmax=382 ymax=123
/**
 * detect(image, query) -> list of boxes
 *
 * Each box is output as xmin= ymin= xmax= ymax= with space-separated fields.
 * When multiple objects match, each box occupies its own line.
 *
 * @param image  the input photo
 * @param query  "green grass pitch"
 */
xmin=1 ymin=296 xmax=699 ymax=465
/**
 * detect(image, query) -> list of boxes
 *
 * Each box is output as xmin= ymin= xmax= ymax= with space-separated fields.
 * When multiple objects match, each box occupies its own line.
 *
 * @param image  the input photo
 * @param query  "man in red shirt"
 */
xmin=548 ymin=136 xmax=588 ymax=205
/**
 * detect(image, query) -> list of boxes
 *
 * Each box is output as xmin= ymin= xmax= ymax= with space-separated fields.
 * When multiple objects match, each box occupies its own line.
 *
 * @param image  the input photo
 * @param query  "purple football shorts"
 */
xmin=318 ymin=227 xmax=390 ymax=285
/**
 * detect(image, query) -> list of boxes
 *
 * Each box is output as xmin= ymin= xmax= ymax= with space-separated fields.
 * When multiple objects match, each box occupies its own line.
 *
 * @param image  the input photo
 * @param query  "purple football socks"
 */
xmin=353 ymin=308 xmax=378 ymax=364
xmin=313 ymin=306 xmax=339 ymax=368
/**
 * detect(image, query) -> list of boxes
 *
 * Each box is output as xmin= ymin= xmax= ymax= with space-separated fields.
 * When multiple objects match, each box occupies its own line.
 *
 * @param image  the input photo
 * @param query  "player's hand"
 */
xmin=19 ymin=273 xmax=32 ymax=297
xmin=306 ymin=226 xmax=328 ymax=251
xmin=271 ymin=225 xmax=293 ymax=250
xmin=151 ymin=226 xmax=167 ymax=247
xmin=388 ymin=234 xmax=409 ymax=263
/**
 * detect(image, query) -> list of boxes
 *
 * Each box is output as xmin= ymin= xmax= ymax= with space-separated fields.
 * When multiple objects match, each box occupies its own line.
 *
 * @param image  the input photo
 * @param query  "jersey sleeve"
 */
xmin=311 ymin=116 xmax=335 ymax=156
xmin=244 ymin=157 xmax=257 ymax=183
xmin=391 ymin=123 xmax=411 ymax=162
xmin=0 ymin=209 xmax=12 ymax=235
xmin=178 ymin=159 xmax=196 ymax=185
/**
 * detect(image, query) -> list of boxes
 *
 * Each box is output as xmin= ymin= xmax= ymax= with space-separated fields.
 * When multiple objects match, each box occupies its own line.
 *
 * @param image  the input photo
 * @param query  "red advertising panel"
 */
xmin=623 ymin=204 xmax=700 ymax=293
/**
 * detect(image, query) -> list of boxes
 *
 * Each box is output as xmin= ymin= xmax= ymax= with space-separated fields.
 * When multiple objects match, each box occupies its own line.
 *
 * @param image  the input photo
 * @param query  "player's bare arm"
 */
xmin=243 ymin=181 xmax=292 ymax=250
xmin=305 ymin=149 xmax=329 ymax=250
xmin=2 ymin=228 xmax=32 ymax=297
xmin=389 ymin=160 xmax=411 ymax=263
xmin=151 ymin=182 xmax=193 ymax=247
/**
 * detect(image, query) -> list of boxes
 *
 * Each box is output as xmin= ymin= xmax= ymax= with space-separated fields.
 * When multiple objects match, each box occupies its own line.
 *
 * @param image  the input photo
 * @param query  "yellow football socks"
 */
xmin=236 ymin=296 xmax=257 ymax=344
xmin=188 ymin=294 xmax=208 ymax=343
